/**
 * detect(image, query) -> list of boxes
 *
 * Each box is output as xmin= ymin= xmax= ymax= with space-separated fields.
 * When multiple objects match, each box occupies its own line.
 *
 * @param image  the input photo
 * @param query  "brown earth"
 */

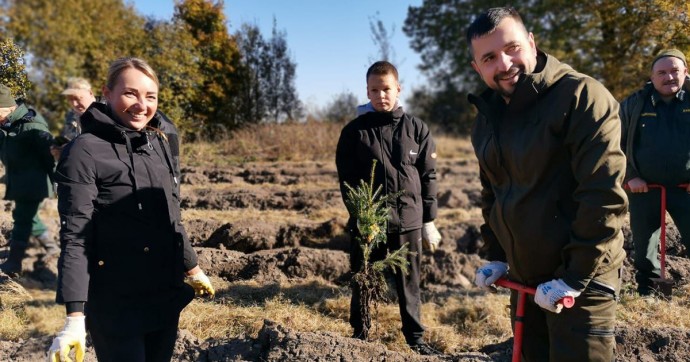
xmin=2 ymin=156 xmax=690 ymax=361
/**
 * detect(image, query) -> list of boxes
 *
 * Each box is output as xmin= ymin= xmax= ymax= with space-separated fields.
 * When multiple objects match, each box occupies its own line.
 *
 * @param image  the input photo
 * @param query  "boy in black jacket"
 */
xmin=335 ymin=61 xmax=440 ymax=355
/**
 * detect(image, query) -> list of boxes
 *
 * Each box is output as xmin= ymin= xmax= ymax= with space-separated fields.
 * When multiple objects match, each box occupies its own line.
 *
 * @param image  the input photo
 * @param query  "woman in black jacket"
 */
xmin=47 ymin=57 xmax=214 ymax=362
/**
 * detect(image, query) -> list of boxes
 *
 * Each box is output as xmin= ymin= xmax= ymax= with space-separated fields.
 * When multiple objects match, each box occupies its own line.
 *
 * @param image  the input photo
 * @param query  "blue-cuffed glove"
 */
xmin=474 ymin=261 xmax=508 ymax=291
xmin=534 ymin=279 xmax=581 ymax=313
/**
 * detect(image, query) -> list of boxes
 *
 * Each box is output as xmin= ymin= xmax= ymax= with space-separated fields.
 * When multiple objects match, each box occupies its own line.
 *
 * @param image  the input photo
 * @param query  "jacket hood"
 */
xmin=81 ymin=102 xmax=161 ymax=145
xmin=469 ymin=50 xmax=577 ymax=114
xmin=6 ymin=104 xmax=49 ymax=127
xmin=357 ymin=104 xmax=405 ymax=126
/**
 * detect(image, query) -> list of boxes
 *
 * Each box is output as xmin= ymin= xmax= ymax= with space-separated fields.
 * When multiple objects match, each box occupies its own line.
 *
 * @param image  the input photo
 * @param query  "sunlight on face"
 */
xmin=103 ymin=68 xmax=158 ymax=130
xmin=0 ymin=107 xmax=14 ymax=122
xmin=651 ymin=56 xmax=688 ymax=99
xmin=66 ymin=89 xmax=96 ymax=115
xmin=366 ymin=73 xmax=400 ymax=112
xmin=470 ymin=17 xmax=537 ymax=102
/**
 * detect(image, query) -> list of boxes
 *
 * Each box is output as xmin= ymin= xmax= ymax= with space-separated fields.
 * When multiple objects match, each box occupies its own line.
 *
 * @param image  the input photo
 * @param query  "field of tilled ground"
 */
xmin=2 ymin=141 xmax=690 ymax=361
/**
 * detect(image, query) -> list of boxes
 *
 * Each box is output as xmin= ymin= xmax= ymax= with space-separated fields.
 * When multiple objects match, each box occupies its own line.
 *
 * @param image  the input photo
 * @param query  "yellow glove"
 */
xmin=47 ymin=315 xmax=86 ymax=362
xmin=187 ymin=270 xmax=215 ymax=297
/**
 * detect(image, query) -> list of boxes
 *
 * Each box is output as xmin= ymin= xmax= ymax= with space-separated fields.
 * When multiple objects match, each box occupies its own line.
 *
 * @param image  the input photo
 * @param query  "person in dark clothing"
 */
xmin=620 ymin=49 xmax=690 ymax=296
xmin=47 ymin=57 xmax=214 ymax=362
xmin=57 ymin=77 xmax=100 ymax=144
xmin=467 ymin=7 xmax=627 ymax=361
xmin=0 ymin=84 xmax=58 ymax=276
xmin=335 ymin=61 xmax=441 ymax=355
xmin=51 ymin=77 xmax=182 ymax=185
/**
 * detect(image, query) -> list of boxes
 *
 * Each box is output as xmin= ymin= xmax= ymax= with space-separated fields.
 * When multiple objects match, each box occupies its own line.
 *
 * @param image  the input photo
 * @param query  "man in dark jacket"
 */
xmin=0 ymin=84 xmax=58 ymax=276
xmin=467 ymin=7 xmax=627 ymax=361
xmin=620 ymin=49 xmax=690 ymax=296
xmin=58 ymin=77 xmax=99 ymax=143
xmin=335 ymin=61 xmax=440 ymax=355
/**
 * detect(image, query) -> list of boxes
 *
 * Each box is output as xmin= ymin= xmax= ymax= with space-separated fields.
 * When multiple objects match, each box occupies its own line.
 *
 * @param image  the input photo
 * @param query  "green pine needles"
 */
xmin=343 ymin=160 xmax=411 ymax=340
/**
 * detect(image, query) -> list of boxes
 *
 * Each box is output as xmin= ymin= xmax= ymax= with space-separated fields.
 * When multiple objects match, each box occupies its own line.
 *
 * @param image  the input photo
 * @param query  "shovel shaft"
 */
xmin=623 ymin=183 xmax=688 ymax=295
xmin=494 ymin=278 xmax=575 ymax=362
xmin=495 ymin=279 xmax=575 ymax=308
xmin=625 ymin=184 xmax=668 ymax=278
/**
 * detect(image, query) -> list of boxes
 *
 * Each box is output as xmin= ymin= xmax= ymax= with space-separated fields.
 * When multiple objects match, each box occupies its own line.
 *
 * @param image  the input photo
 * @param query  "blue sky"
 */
xmin=129 ymin=0 xmax=425 ymax=113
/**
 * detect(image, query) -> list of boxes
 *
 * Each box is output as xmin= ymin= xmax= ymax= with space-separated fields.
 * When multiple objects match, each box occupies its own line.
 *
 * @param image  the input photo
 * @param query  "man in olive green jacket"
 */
xmin=620 ymin=49 xmax=690 ymax=296
xmin=0 ymin=84 xmax=58 ymax=276
xmin=467 ymin=7 xmax=627 ymax=362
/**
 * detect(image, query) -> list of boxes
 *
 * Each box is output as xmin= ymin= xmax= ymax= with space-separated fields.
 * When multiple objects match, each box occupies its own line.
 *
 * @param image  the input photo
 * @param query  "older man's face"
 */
xmin=651 ymin=56 xmax=688 ymax=99
xmin=0 ymin=106 xmax=15 ymax=122
xmin=66 ymin=89 xmax=96 ymax=115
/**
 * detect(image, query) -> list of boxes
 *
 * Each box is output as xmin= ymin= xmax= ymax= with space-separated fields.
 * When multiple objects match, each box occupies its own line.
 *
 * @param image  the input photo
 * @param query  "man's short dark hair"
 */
xmin=366 ymin=61 xmax=399 ymax=82
xmin=466 ymin=7 xmax=525 ymax=54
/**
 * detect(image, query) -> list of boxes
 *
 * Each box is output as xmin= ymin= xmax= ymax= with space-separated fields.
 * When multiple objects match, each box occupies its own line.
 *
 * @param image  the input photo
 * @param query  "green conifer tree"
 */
xmin=343 ymin=160 xmax=411 ymax=340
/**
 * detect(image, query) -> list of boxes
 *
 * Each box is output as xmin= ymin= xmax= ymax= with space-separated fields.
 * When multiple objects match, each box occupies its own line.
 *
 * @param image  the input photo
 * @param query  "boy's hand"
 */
xmin=422 ymin=222 xmax=441 ymax=252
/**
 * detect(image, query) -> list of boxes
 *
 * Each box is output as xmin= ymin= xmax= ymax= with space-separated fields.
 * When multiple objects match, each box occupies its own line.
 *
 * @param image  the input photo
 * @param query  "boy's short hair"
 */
xmin=366 ymin=61 xmax=399 ymax=81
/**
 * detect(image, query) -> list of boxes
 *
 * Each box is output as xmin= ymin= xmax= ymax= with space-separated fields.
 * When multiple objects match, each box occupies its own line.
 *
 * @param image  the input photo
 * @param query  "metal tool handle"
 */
xmin=494 ymin=278 xmax=575 ymax=308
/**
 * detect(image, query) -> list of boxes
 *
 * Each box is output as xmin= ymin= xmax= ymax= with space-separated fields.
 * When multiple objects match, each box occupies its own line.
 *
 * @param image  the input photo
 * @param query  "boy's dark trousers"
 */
xmin=349 ymin=228 xmax=425 ymax=345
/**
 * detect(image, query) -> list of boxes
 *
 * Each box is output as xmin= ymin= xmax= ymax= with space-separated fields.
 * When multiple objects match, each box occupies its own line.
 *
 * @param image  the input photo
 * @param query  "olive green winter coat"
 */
xmin=468 ymin=51 xmax=628 ymax=291
xmin=0 ymin=103 xmax=55 ymax=200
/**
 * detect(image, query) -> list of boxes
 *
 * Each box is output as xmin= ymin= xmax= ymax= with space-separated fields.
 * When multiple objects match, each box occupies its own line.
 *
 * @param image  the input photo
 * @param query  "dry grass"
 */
xmin=181 ymin=121 xmax=344 ymax=166
xmin=181 ymin=178 xmax=337 ymax=194
xmin=182 ymin=206 xmax=348 ymax=225
xmin=617 ymin=286 xmax=690 ymax=329
xmin=6 ymin=274 xmax=690 ymax=355
xmin=180 ymin=120 xmax=473 ymax=166
xmin=3 ymin=123 xmax=690 ymax=356
xmin=435 ymin=134 xmax=475 ymax=160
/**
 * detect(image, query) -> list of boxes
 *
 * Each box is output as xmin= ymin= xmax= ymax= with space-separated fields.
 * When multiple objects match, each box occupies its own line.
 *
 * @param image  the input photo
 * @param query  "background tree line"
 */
xmin=2 ymin=0 xmax=689 ymax=138
xmin=0 ymin=0 xmax=302 ymax=139
xmin=402 ymin=0 xmax=690 ymax=135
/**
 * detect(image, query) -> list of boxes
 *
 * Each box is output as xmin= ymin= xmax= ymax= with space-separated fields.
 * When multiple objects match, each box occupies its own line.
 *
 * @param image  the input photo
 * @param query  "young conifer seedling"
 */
xmin=343 ymin=160 xmax=412 ymax=340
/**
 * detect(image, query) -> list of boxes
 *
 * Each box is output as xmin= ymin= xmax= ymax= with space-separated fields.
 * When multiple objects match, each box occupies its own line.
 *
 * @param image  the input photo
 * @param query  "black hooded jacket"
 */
xmin=54 ymin=102 xmax=196 ymax=332
xmin=335 ymin=106 xmax=438 ymax=233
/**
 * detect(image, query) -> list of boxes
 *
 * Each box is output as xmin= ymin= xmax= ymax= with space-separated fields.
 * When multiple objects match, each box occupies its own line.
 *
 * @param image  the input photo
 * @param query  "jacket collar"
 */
xmin=360 ymin=104 xmax=404 ymax=125
xmin=5 ymin=103 xmax=29 ymax=123
xmin=649 ymin=78 xmax=689 ymax=107
xmin=81 ymin=102 xmax=160 ymax=148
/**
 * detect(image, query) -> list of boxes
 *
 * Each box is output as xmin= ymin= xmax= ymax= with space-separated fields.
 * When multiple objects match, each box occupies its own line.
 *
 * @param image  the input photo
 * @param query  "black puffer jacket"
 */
xmin=335 ymin=107 xmax=438 ymax=233
xmin=55 ymin=102 xmax=196 ymax=334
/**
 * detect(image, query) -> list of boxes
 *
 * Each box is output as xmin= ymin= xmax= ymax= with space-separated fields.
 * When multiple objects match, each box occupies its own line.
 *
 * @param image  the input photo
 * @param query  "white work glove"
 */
xmin=534 ymin=279 xmax=581 ymax=313
xmin=47 ymin=315 xmax=86 ymax=362
xmin=187 ymin=270 xmax=215 ymax=297
xmin=422 ymin=221 xmax=442 ymax=252
xmin=474 ymin=261 xmax=508 ymax=291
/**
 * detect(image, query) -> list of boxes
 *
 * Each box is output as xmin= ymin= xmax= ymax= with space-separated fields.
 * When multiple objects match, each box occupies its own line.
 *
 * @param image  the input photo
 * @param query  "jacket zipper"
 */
xmin=489 ymin=117 xmax=520 ymax=278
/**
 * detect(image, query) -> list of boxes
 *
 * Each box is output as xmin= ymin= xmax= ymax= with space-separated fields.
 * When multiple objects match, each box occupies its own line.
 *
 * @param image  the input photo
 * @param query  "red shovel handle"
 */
xmin=494 ymin=278 xmax=575 ymax=308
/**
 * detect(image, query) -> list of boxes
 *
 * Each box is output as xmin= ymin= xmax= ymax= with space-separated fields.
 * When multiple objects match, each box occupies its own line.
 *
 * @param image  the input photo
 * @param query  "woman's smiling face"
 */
xmin=103 ymin=67 xmax=158 ymax=130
